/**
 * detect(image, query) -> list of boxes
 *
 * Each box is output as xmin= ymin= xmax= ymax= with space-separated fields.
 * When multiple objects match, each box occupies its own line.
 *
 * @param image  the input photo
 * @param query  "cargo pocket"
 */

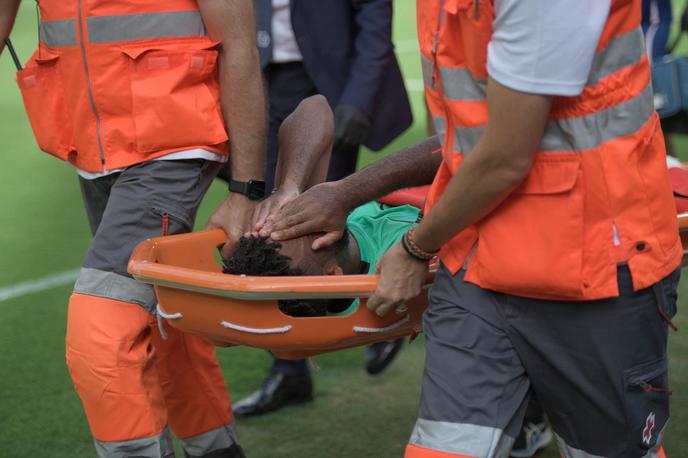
xmin=470 ymin=154 xmax=584 ymax=298
xmin=623 ymin=359 xmax=671 ymax=455
xmin=121 ymin=41 xmax=228 ymax=153
xmin=16 ymin=50 xmax=72 ymax=158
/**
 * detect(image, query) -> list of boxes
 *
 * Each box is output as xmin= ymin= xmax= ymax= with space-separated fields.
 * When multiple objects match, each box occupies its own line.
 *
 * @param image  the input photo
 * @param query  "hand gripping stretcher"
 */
xmin=129 ymin=178 xmax=688 ymax=359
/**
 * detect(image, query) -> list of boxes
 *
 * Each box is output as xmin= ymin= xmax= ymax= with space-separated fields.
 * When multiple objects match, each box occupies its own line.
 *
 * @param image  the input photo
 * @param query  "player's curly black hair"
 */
xmin=223 ymin=236 xmax=334 ymax=317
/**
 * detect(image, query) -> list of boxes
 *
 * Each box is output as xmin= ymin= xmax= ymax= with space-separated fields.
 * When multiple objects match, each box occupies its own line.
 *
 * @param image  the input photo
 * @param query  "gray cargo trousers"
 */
xmin=409 ymin=263 xmax=680 ymax=458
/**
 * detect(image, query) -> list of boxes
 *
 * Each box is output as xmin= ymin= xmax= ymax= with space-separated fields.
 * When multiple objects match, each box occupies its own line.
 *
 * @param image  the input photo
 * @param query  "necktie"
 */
xmin=255 ymin=0 xmax=273 ymax=68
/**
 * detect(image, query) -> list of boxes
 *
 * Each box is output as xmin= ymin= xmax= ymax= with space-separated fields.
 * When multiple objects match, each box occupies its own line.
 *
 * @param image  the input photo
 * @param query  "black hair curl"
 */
xmin=223 ymin=236 xmax=331 ymax=317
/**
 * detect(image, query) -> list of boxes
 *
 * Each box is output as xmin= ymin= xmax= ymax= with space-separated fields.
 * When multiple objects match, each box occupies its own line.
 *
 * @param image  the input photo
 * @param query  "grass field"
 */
xmin=0 ymin=1 xmax=687 ymax=457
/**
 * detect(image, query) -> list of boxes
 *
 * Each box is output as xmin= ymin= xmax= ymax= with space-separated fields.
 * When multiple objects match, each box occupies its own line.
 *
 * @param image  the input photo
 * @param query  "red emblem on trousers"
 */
xmin=642 ymin=412 xmax=656 ymax=445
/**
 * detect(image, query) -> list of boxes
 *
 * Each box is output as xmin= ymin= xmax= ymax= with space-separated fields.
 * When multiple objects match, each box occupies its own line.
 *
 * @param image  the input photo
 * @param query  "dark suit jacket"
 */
xmin=261 ymin=0 xmax=413 ymax=151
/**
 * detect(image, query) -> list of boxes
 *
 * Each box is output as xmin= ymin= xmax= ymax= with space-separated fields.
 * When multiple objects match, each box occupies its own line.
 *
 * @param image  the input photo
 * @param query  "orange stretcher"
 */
xmin=129 ymin=177 xmax=688 ymax=359
xmin=128 ymin=223 xmax=434 ymax=359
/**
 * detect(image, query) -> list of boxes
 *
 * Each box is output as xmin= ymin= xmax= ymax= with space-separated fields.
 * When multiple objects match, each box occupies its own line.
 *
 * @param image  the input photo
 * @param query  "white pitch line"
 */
xmin=0 ymin=269 xmax=80 ymax=302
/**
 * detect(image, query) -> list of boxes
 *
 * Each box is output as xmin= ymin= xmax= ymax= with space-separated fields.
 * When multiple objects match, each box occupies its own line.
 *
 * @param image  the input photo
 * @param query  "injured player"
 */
xmin=222 ymin=95 xmax=442 ymax=317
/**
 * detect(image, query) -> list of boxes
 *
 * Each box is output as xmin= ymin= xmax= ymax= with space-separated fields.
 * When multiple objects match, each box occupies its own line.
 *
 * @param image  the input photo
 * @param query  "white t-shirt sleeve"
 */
xmin=487 ymin=0 xmax=612 ymax=96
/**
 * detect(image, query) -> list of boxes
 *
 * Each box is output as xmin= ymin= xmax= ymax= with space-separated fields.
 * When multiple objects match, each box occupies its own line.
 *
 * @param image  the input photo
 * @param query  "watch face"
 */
xmin=248 ymin=180 xmax=266 ymax=200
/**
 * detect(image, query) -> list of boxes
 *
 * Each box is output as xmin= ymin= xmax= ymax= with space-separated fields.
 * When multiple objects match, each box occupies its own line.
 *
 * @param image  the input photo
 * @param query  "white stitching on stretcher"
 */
xmin=353 ymin=314 xmax=410 ymax=333
xmin=156 ymin=304 xmax=183 ymax=319
xmin=156 ymin=304 xmax=183 ymax=340
xmin=220 ymin=321 xmax=293 ymax=334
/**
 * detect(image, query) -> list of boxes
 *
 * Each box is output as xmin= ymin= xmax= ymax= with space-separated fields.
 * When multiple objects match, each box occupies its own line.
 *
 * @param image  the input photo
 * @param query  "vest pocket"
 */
xmin=121 ymin=41 xmax=228 ymax=154
xmin=16 ymin=50 xmax=72 ymax=159
xmin=470 ymin=154 xmax=584 ymax=298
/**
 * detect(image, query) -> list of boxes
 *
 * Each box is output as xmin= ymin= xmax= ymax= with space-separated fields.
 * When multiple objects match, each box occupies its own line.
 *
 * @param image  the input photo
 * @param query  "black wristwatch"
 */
xmin=228 ymin=179 xmax=266 ymax=201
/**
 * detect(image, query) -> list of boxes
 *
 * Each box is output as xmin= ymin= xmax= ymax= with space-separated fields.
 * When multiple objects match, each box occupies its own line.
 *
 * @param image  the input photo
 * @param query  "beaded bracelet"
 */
xmin=401 ymin=226 xmax=438 ymax=262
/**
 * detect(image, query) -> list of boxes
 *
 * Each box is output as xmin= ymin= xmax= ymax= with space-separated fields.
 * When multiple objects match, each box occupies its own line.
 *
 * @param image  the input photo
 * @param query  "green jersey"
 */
xmin=347 ymin=201 xmax=420 ymax=273
xmin=328 ymin=201 xmax=420 ymax=316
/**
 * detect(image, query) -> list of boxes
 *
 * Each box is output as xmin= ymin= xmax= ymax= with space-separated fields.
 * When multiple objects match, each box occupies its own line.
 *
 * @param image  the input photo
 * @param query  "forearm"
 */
xmin=0 ymin=0 xmax=21 ymax=55
xmin=275 ymin=95 xmax=334 ymax=191
xmin=200 ymin=0 xmax=266 ymax=183
xmin=334 ymin=135 xmax=442 ymax=210
xmin=220 ymin=47 xmax=266 ymax=181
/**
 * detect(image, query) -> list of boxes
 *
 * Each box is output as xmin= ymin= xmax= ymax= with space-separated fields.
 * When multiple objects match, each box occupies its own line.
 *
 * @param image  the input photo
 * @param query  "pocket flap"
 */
xmin=35 ymin=51 xmax=60 ymax=64
xmin=444 ymin=0 xmax=474 ymax=14
xmin=17 ymin=50 xmax=60 ymax=88
xmin=121 ymin=39 xmax=221 ymax=60
xmin=517 ymin=155 xmax=581 ymax=195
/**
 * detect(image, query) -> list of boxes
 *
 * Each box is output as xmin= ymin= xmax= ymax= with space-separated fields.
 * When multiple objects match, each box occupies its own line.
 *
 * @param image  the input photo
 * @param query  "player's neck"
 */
xmin=339 ymin=231 xmax=363 ymax=275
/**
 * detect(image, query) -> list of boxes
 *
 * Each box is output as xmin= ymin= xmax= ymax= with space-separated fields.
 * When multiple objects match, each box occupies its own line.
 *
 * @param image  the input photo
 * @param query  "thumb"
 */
xmin=312 ymin=231 xmax=344 ymax=251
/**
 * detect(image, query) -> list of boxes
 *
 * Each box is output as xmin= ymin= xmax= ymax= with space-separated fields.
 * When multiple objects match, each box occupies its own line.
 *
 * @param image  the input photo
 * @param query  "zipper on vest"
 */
xmin=77 ymin=0 xmax=107 ymax=172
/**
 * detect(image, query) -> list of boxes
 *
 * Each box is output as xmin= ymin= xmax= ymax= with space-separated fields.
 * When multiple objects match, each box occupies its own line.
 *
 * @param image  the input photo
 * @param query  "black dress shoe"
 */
xmin=232 ymin=372 xmax=313 ymax=416
xmin=364 ymin=338 xmax=404 ymax=375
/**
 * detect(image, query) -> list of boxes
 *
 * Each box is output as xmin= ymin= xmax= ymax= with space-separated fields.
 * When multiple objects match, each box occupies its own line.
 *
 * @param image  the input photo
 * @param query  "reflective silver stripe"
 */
xmin=453 ymin=125 xmax=483 ymax=155
xmin=181 ymin=424 xmax=238 ymax=457
xmin=95 ymin=426 xmax=174 ymax=458
xmin=409 ymin=419 xmax=515 ymax=457
xmin=452 ymin=83 xmax=654 ymax=155
xmin=87 ymin=11 xmax=207 ymax=44
xmin=539 ymin=83 xmax=654 ymax=152
xmin=74 ymin=267 xmax=156 ymax=313
xmin=588 ymin=27 xmax=645 ymax=86
xmin=422 ymin=56 xmax=486 ymax=101
xmin=421 ymin=54 xmax=435 ymax=89
xmin=428 ymin=27 xmax=644 ymax=101
xmin=432 ymin=115 xmax=446 ymax=139
xmin=440 ymin=66 xmax=486 ymax=101
xmin=39 ymin=19 xmax=77 ymax=47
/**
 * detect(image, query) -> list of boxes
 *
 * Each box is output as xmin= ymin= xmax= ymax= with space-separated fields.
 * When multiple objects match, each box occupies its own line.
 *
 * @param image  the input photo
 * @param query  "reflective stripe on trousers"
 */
xmin=39 ymin=11 xmax=207 ymax=47
xmin=406 ymin=419 xmax=515 ymax=458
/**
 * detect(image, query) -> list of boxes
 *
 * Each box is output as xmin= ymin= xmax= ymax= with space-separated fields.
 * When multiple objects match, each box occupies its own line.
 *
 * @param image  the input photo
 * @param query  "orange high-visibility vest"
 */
xmin=420 ymin=0 xmax=682 ymax=300
xmin=16 ymin=1 xmax=229 ymax=173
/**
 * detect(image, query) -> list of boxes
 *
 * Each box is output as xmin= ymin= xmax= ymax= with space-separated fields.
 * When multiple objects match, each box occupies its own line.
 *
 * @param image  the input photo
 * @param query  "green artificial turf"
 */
xmin=0 ymin=1 xmax=686 ymax=457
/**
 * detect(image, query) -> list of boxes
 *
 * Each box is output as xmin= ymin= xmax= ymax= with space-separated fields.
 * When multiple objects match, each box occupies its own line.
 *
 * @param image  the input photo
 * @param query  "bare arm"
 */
xmin=250 ymin=95 xmax=334 ymax=233
xmin=324 ymin=135 xmax=442 ymax=211
xmin=274 ymin=94 xmax=334 ymax=192
xmin=261 ymin=135 xmax=442 ymax=247
xmin=367 ymin=78 xmax=552 ymax=316
xmin=0 ymin=0 xmax=21 ymax=55
xmin=200 ymin=0 xmax=267 ymax=256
